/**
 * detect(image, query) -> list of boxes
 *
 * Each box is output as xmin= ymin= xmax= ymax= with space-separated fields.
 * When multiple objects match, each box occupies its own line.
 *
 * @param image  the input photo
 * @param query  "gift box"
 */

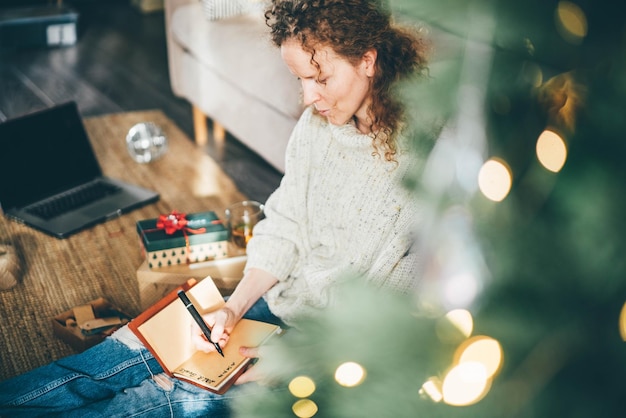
xmin=51 ymin=298 xmax=132 ymax=352
xmin=137 ymin=211 xmax=229 ymax=269
xmin=136 ymin=255 xmax=247 ymax=309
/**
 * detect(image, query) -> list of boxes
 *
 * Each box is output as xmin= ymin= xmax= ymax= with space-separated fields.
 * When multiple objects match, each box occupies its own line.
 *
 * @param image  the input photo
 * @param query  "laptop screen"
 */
xmin=0 ymin=102 xmax=103 ymax=210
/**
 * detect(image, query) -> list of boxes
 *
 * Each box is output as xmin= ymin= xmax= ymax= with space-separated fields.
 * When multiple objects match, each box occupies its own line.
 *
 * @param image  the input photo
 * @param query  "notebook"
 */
xmin=0 ymin=102 xmax=159 ymax=239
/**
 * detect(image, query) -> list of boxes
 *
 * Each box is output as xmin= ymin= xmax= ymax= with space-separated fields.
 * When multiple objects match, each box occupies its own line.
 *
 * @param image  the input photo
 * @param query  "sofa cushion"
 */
xmin=171 ymin=2 xmax=302 ymax=121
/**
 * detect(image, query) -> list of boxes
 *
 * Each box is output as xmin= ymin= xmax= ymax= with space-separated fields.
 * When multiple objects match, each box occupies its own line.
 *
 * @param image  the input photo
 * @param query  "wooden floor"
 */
xmin=0 ymin=0 xmax=282 ymax=204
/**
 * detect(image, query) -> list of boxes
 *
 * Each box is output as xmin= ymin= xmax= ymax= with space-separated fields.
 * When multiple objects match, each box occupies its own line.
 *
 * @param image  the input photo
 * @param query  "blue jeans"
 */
xmin=0 ymin=298 xmax=285 ymax=417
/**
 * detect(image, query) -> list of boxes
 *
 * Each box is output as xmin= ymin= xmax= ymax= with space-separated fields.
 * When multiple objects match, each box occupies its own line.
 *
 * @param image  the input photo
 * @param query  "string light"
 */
xmin=454 ymin=336 xmax=503 ymax=379
xmin=426 ymin=334 xmax=503 ymax=406
xmin=426 ymin=311 xmax=503 ymax=407
xmin=536 ymin=130 xmax=567 ymax=172
xmin=289 ymin=376 xmax=316 ymax=398
xmin=442 ymin=361 xmax=490 ymax=406
xmin=478 ymin=158 xmax=512 ymax=202
xmin=437 ymin=309 xmax=475 ymax=344
xmin=445 ymin=309 xmax=474 ymax=338
xmin=292 ymin=399 xmax=318 ymax=418
xmin=555 ymin=1 xmax=587 ymax=44
xmin=334 ymin=362 xmax=366 ymax=387
xmin=420 ymin=377 xmax=443 ymax=402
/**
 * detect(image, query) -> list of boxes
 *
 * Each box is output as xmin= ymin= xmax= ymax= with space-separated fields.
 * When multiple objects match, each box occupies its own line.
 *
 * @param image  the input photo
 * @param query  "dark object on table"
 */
xmin=0 ymin=4 xmax=79 ymax=48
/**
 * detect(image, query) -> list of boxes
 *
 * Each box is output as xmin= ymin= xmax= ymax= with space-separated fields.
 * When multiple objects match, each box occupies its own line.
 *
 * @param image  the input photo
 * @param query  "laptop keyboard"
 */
xmin=26 ymin=181 xmax=122 ymax=220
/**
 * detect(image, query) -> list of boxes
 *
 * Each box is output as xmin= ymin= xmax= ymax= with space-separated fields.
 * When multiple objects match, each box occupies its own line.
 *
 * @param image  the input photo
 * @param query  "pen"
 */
xmin=177 ymin=290 xmax=224 ymax=357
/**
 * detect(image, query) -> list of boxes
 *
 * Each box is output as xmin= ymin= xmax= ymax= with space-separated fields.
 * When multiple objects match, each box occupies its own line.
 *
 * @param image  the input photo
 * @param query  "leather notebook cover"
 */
xmin=128 ymin=277 xmax=281 ymax=394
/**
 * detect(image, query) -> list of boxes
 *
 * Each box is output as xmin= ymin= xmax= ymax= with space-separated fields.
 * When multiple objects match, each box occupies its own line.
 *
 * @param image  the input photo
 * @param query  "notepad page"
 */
xmin=136 ymin=277 xmax=226 ymax=371
xmin=174 ymin=319 xmax=282 ymax=390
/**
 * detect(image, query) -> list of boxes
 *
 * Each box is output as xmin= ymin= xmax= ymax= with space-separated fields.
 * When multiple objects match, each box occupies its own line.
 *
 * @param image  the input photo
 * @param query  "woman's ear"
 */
xmin=362 ymin=49 xmax=378 ymax=77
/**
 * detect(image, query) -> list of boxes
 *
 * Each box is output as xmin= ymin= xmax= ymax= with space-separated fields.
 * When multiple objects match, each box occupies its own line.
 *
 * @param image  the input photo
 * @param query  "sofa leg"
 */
xmin=211 ymin=121 xmax=225 ymax=160
xmin=192 ymin=105 xmax=209 ymax=146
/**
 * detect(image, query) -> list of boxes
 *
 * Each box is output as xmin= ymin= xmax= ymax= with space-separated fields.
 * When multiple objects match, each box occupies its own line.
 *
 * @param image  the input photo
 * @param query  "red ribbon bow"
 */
xmin=156 ymin=211 xmax=207 ymax=235
xmin=157 ymin=210 xmax=188 ymax=234
xmin=154 ymin=211 xmax=207 ymax=263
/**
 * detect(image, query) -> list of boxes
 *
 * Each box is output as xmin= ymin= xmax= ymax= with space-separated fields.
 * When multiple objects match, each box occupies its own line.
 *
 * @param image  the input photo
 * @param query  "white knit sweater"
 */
xmin=245 ymin=106 xmax=421 ymax=323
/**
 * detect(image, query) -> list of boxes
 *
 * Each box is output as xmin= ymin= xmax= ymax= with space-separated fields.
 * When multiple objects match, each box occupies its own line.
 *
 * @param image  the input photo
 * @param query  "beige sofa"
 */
xmin=164 ymin=0 xmax=303 ymax=172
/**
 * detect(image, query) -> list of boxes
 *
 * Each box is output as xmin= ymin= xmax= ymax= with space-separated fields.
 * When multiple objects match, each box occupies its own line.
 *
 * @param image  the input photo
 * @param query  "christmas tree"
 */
xmin=234 ymin=1 xmax=626 ymax=416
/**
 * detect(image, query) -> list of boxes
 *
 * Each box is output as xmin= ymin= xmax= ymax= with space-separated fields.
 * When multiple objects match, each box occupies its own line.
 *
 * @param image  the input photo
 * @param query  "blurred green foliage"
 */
xmin=233 ymin=1 xmax=626 ymax=416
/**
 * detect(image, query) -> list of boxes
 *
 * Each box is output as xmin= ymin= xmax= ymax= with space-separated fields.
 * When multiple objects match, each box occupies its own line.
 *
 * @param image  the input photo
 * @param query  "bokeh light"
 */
xmin=442 ymin=361 xmax=490 ymax=406
xmin=478 ymin=158 xmax=512 ymax=202
xmin=455 ymin=336 xmax=503 ymax=378
xmin=555 ymin=1 xmax=587 ymax=44
xmin=420 ymin=377 xmax=443 ymax=402
xmin=289 ymin=376 xmax=316 ymax=398
xmin=436 ymin=309 xmax=475 ymax=344
xmin=334 ymin=362 xmax=366 ymax=387
xmin=446 ymin=309 xmax=474 ymax=338
xmin=292 ymin=399 xmax=318 ymax=418
xmin=536 ymin=130 xmax=568 ymax=172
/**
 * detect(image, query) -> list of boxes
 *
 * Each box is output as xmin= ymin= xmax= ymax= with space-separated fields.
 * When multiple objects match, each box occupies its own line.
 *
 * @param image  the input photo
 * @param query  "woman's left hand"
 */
xmin=234 ymin=346 xmax=263 ymax=384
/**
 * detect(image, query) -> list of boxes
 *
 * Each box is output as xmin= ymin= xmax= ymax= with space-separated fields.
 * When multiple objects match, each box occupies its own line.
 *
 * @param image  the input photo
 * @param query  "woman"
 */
xmin=0 ymin=0 xmax=430 ymax=416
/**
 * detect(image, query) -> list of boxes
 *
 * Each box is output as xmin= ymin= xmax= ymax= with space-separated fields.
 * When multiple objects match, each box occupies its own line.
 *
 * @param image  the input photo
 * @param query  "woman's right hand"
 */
xmin=191 ymin=306 xmax=239 ymax=353
xmin=191 ymin=267 xmax=279 ymax=353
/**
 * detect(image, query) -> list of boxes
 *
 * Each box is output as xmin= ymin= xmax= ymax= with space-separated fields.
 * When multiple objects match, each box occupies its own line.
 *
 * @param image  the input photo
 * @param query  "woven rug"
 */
xmin=0 ymin=110 xmax=246 ymax=382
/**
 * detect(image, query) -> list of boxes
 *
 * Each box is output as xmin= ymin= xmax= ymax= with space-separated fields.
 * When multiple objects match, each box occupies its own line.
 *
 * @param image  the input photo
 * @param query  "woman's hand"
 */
xmin=191 ymin=313 xmax=267 ymax=385
xmin=190 ymin=306 xmax=238 ymax=353
xmin=234 ymin=346 xmax=262 ymax=384
xmin=190 ymin=267 xmax=279 ymax=362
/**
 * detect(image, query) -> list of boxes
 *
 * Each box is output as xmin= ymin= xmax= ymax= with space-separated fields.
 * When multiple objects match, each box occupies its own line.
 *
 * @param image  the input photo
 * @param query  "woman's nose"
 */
xmin=301 ymin=80 xmax=320 ymax=106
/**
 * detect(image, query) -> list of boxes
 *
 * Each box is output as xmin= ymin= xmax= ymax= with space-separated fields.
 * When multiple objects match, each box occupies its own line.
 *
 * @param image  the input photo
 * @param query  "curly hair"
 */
xmin=265 ymin=0 xmax=430 ymax=161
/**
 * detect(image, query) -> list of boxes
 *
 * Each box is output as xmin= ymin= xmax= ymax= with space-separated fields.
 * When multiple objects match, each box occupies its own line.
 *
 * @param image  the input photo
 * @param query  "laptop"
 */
xmin=0 ymin=102 xmax=159 ymax=239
